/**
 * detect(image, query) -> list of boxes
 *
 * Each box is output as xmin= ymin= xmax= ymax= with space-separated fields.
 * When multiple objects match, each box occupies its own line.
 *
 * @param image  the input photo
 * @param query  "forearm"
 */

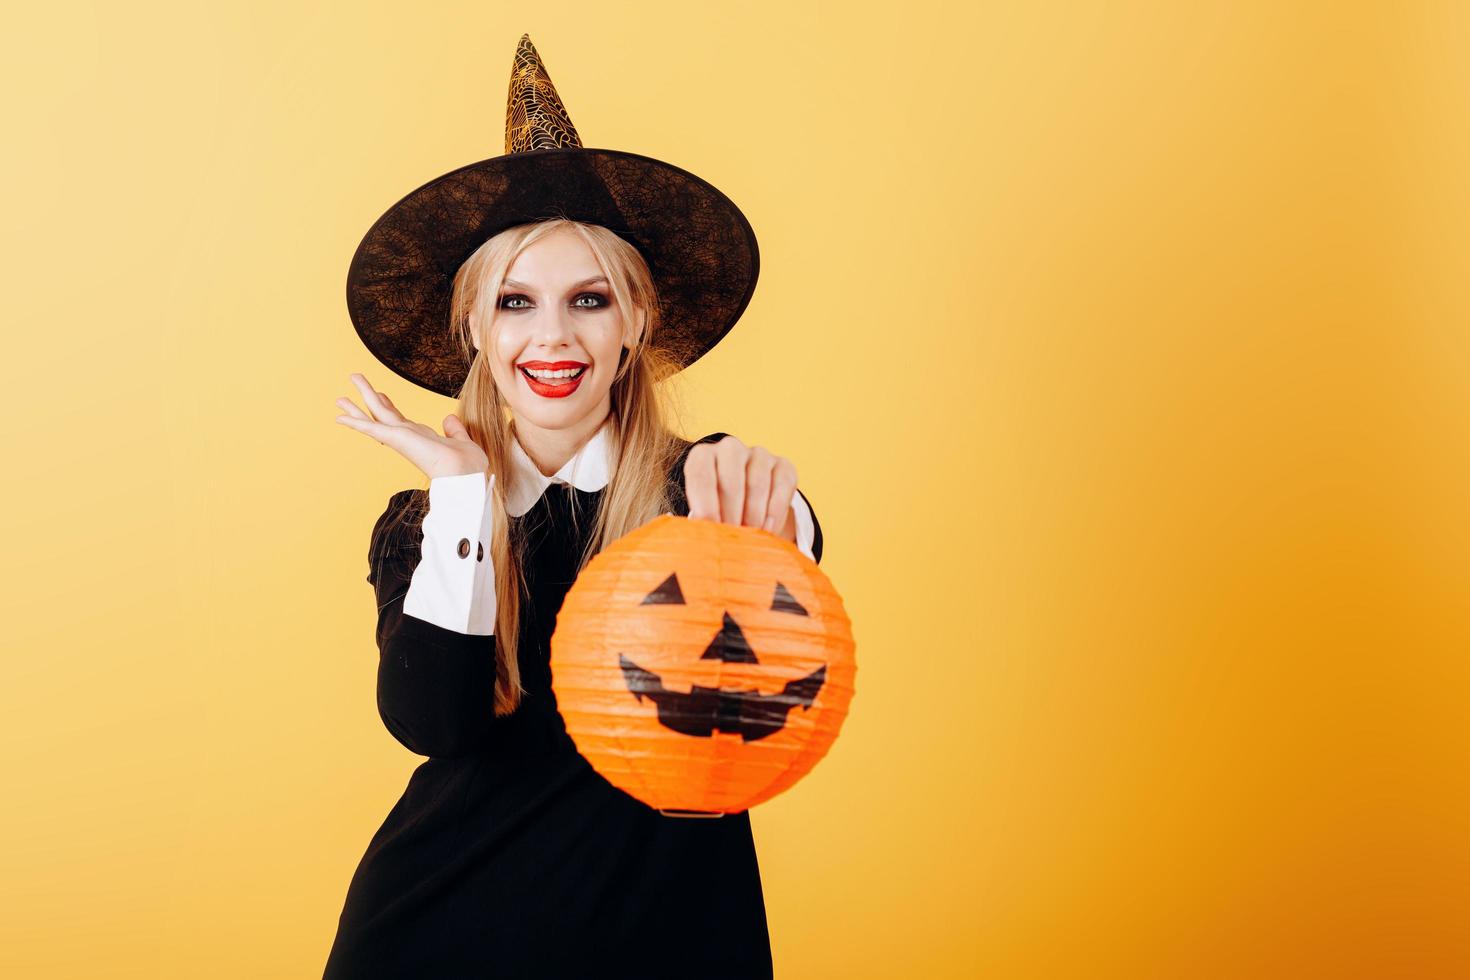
xmin=376 ymin=599 xmax=500 ymax=758
xmin=366 ymin=480 xmax=503 ymax=758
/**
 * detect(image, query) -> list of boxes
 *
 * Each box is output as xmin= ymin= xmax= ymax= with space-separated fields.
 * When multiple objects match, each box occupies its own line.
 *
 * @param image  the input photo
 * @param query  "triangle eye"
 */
xmin=771 ymin=581 xmax=809 ymax=616
xmin=642 ymin=572 xmax=685 ymax=605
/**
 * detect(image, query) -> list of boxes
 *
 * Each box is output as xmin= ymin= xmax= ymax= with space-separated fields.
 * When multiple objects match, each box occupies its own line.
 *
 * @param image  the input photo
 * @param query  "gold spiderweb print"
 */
xmin=505 ymin=34 xmax=583 ymax=153
xmin=347 ymin=32 xmax=760 ymax=397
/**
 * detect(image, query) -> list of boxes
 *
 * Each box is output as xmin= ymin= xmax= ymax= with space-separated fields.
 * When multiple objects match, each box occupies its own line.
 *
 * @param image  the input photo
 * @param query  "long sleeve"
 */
xmin=402 ymin=471 xmax=498 ymax=634
xmin=366 ymin=487 xmax=502 ymax=759
xmin=790 ymin=488 xmax=818 ymax=562
xmin=794 ymin=487 xmax=823 ymax=564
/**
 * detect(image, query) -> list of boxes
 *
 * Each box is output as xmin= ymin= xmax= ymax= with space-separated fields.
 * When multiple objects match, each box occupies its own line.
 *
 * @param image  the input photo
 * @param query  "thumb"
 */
xmin=443 ymin=413 xmax=470 ymax=441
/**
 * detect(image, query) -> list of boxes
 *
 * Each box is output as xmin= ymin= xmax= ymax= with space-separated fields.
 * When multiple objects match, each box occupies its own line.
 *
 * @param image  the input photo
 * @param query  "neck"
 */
xmin=512 ymin=401 xmax=612 ymax=477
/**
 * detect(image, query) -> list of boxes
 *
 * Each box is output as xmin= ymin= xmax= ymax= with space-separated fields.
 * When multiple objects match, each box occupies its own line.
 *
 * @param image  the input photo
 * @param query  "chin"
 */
xmin=517 ymin=407 xmax=581 ymax=429
xmin=512 ymin=391 xmax=610 ymax=429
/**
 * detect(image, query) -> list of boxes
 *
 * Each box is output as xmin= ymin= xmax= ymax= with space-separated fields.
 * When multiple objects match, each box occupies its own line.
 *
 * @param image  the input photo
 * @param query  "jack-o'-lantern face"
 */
xmin=619 ymin=572 xmax=827 ymax=742
xmin=550 ymin=514 xmax=856 ymax=814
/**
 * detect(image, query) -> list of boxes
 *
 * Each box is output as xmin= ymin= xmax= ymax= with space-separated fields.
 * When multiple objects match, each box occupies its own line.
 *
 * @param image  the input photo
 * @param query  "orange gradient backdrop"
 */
xmin=2 ymin=1 xmax=1468 ymax=977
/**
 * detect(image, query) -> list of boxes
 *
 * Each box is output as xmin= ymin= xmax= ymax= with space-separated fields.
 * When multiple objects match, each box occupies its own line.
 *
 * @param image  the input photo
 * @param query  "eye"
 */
xmin=497 ymin=292 xmax=609 ymax=311
xmin=771 ymin=582 xmax=808 ymax=616
xmin=641 ymin=572 xmax=685 ymax=605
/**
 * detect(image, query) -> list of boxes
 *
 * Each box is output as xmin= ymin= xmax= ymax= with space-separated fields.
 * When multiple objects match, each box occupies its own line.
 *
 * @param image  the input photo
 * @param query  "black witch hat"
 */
xmin=346 ymin=34 xmax=760 ymax=397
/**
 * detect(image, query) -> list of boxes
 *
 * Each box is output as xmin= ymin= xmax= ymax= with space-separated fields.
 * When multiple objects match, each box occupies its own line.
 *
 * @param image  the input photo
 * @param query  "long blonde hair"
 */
xmin=397 ymin=218 xmax=690 ymax=716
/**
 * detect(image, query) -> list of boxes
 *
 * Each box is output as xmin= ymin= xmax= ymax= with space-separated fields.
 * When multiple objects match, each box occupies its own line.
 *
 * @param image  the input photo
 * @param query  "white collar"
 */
xmin=505 ymin=418 xmax=615 ymax=517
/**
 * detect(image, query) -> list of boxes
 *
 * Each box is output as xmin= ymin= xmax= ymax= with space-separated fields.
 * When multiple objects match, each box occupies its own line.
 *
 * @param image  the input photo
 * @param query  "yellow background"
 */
xmin=4 ymin=1 xmax=1468 ymax=976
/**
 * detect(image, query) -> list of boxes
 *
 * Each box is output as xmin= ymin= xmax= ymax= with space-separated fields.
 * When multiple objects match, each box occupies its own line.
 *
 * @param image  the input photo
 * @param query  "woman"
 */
xmin=323 ymin=37 xmax=822 ymax=978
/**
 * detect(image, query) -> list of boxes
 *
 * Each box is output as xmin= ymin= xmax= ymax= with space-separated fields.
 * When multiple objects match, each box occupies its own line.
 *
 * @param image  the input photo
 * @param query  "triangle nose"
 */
xmin=700 ymin=612 xmax=759 ymax=664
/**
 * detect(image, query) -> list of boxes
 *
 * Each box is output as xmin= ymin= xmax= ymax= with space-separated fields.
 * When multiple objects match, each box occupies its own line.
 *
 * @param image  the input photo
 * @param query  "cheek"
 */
xmin=490 ymin=326 xmax=525 ymax=374
xmin=589 ymin=319 xmax=628 ymax=362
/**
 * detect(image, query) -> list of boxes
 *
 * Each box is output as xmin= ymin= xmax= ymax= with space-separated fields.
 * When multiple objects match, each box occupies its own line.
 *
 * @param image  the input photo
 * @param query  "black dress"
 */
xmin=323 ymin=432 xmax=824 ymax=979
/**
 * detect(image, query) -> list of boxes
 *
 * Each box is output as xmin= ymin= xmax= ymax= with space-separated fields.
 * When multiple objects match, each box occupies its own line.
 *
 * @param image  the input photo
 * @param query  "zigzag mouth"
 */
xmin=618 ymin=653 xmax=826 ymax=743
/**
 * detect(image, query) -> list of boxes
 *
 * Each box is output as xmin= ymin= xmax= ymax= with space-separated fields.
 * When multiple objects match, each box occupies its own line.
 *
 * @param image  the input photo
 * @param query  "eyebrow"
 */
xmin=501 ymin=276 xmax=608 ymax=291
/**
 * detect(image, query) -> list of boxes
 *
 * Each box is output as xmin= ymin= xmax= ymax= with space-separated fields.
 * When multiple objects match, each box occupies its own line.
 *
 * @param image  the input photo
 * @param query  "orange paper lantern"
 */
xmin=550 ymin=513 xmax=856 ymax=815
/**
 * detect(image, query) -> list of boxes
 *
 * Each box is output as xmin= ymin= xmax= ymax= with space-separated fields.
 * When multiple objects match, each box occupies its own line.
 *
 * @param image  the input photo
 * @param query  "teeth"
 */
xmin=524 ymin=367 xmax=585 ymax=380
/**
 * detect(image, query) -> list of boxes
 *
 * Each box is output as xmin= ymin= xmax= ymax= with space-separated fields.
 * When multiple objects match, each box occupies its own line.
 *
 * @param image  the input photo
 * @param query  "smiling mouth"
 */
xmin=519 ymin=363 xmax=588 ymax=397
xmin=520 ymin=366 xmax=587 ymax=384
xmin=618 ymin=653 xmax=826 ymax=742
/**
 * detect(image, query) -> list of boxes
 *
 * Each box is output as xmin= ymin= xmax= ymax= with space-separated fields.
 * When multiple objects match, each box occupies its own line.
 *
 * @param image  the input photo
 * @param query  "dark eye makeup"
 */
xmin=498 ymin=292 xmax=611 ymax=311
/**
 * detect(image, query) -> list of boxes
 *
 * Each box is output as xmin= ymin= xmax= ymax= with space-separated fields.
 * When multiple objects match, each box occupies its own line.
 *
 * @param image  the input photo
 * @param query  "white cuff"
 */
xmin=403 ymin=471 xmax=498 ymax=635
xmin=791 ymin=489 xmax=815 ymax=561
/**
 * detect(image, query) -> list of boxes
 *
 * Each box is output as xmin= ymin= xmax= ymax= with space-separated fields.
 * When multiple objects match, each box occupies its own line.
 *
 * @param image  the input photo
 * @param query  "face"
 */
xmin=473 ymin=228 xmax=635 ymax=433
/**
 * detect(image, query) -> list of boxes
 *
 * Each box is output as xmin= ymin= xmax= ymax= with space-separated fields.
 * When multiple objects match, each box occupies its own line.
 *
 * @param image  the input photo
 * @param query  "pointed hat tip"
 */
xmin=504 ymin=32 xmax=581 ymax=152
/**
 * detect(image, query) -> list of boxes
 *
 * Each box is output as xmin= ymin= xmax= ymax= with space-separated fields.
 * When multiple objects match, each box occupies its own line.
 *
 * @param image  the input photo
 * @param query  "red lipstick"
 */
xmin=518 ymin=360 xmax=589 ymax=399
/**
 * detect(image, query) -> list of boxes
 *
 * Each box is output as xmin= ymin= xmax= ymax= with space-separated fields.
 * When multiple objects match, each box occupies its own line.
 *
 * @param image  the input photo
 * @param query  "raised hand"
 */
xmin=334 ymin=372 xmax=489 ymax=481
xmin=683 ymin=434 xmax=799 ymax=541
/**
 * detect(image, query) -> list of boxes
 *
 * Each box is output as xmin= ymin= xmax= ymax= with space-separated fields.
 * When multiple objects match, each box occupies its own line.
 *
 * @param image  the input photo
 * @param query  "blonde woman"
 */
xmin=324 ymin=26 xmax=836 ymax=973
xmin=325 ymin=35 xmax=826 ymax=974
xmin=327 ymin=216 xmax=821 ymax=977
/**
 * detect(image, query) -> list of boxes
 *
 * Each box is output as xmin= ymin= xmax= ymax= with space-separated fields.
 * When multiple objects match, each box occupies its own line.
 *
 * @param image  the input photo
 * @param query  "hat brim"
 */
xmin=346 ymin=147 xmax=760 ymax=398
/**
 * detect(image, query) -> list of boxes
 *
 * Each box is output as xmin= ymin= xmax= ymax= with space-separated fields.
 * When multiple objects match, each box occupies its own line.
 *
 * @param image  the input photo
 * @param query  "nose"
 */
xmin=531 ymin=302 xmax=577 ymax=349
xmin=700 ymin=612 xmax=759 ymax=664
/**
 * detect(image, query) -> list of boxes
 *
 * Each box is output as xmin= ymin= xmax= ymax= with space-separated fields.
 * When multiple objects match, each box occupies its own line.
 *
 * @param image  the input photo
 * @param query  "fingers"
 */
xmin=683 ymin=438 xmax=744 ymax=522
xmin=443 ymin=413 xmax=471 ymax=442
xmin=335 ymin=372 xmax=415 ymax=448
xmin=684 ymin=443 xmax=719 ymax=521
xmin=741 ymin=446 xmax=776 ymax=531
xmin=713 ymin=437 xmax=747 ymax=526
xmin=335 ymin=374 xmax=493 ymax=482
xmin=348 ymin=372 xmax=407 ymax=424
xmin=334 ymin=395 xmax=370 ymax=421
xmin=683 ymin=437 xmax=798 ymax=536
xmin=764 ymin=458 xmax=798 ymax=536
xmin=334 ymin=412 xmax=397 ymax=447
